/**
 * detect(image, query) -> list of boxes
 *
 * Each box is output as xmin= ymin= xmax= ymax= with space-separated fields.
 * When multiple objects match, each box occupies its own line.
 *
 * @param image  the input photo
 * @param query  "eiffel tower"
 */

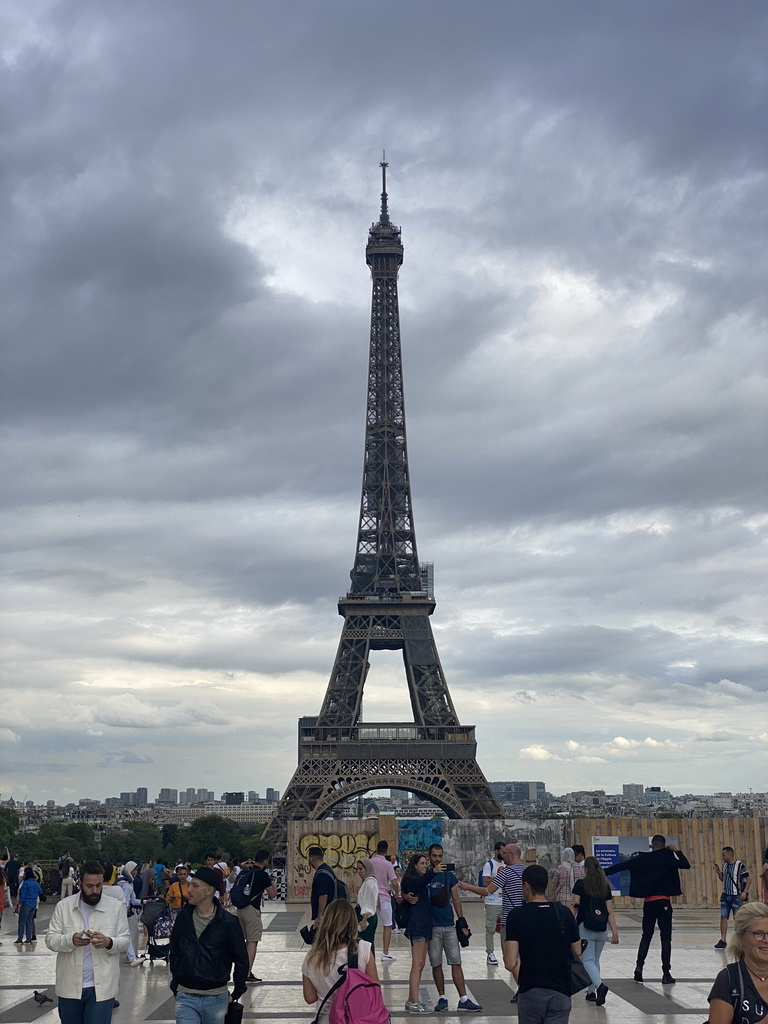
xmin=263 ymin=158 xmax=502 ymax=853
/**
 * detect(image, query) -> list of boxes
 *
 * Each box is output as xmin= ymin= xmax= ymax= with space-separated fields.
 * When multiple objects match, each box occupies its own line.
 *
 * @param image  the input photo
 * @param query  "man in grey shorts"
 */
xmin=426 ymin=844 xmax=482 ymax=1013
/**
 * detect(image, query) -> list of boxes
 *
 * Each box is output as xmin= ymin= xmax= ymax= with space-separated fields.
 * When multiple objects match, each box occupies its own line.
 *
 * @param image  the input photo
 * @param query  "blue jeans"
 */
xmin=57 ymin=987 xmax=115 ymax=1024
xmin=579 ymin=923 xmax=607 ymax=992
xmin=175 ymin=992 xmax=229 ymax=1024
xmin=720 ymin=894 xmax=742 ymax=919
xmin=18 ymin=903 xmax=36 ymax=941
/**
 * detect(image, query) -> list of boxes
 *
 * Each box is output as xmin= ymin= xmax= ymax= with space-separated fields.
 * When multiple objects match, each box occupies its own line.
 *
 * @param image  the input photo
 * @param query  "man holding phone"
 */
xmin=46 ymin=860 xmax=130 ymax=1023
xmin=425 ymin=844 xmax=482 ymax=1013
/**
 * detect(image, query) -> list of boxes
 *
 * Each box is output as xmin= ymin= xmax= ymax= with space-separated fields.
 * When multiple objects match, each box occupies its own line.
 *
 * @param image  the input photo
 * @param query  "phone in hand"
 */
xmin=444 ymin=863 xmax=456 ymax=873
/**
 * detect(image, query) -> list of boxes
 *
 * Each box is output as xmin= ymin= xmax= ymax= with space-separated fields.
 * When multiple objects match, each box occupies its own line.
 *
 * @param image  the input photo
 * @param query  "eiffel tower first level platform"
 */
xmin=262 ymin=159 xmax=502 ymax=854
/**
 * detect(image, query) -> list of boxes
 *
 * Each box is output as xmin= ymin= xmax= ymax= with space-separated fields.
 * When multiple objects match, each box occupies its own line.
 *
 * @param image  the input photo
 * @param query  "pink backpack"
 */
xmin=314 ymin=945 xmax=389 ymax=1024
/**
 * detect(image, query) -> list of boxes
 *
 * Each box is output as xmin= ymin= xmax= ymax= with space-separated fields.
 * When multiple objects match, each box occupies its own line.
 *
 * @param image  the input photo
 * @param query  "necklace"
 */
xmin=745 ymin=962 xmax=768 ymax=983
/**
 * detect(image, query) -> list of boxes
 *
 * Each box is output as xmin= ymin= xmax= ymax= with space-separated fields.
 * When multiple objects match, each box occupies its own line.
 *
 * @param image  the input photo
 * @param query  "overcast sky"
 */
xmin=2 ymin=1 xmax=766 ymax=808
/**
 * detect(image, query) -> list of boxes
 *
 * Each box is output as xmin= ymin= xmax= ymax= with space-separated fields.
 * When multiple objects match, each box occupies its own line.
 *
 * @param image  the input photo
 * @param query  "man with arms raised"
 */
xmin=604 ymin=834 xmax=690 ymax=982
xmin=45 ymin=860 xmax=130 ymax=1024
xmin=169 ymin=866 xmax=248 ymax=1024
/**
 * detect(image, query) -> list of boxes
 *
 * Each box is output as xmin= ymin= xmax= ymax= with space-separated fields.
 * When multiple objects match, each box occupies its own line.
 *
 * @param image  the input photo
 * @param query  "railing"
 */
xmin=299 ymin=722 xmax=475 ymax=744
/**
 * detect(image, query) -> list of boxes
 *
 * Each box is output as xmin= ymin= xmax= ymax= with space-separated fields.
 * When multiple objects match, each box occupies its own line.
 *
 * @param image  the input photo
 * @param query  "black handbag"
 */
xmin=555 ymin=904 xmax=591 ymax=995
xmin=224 ymin=1001 xmax=243 ymax=1024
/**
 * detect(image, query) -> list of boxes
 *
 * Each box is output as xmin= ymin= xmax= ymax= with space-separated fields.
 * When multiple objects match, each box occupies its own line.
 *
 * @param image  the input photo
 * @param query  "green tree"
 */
xmin=240 ymin=823 xmax=268 ymax=855
xmin=122 ymin=823 xmax=163 ymax=864
xmin=99 ymin=831 xmax=132 ymax=865
xmin=177 ymin=816 xmax=244 ymax=864
xmin=162 ymin=824 xmax=179 ymax=849
xmin=10 ymin=831 xmax=42 ymax=860
xmin=0 ymin=807 xmax=20 ymax=848
xmin=62 ymin=823 xmax=96 ymax=848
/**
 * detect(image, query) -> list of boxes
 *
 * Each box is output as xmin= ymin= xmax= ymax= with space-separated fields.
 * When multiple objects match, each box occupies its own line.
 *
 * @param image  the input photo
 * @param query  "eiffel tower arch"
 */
xmin=263 ymin=159 xmax=502 ymax=853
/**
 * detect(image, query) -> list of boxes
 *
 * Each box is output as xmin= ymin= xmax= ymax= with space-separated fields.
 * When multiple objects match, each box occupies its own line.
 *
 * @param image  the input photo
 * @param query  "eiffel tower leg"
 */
xmin=315 ymin=613 xmax=371 ymax=728
xmin=401 ymin=612 xmax=459 ymax=727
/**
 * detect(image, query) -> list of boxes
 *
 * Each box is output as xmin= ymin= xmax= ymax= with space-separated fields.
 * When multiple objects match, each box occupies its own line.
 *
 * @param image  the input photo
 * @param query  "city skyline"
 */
xmin=1 ymin=3 xmax=766 ymax=804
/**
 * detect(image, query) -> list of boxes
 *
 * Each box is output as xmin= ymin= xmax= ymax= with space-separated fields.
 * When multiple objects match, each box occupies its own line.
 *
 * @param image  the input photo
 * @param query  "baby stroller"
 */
xmin=140 ymin=898 xmax=174 ymax=963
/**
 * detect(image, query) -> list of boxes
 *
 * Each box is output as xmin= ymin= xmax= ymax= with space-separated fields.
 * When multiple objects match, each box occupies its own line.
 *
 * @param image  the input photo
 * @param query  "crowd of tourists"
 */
xmin=0 ymin=840 xmax=766 ymax=1024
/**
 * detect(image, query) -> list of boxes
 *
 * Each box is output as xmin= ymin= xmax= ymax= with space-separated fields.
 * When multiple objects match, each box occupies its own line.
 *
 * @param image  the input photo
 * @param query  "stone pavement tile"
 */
xmin=0 ymin=903 xmax=727 ymax=1024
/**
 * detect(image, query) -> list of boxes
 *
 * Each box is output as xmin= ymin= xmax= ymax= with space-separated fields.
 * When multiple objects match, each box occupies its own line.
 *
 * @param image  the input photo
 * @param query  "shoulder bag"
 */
xmin=555 ymin=903 xmax=591 ymax=995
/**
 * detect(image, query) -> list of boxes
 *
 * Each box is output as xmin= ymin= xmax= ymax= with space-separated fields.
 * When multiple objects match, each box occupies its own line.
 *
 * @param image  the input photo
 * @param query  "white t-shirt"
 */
xmin=482 ymin=857 xmax=503 ymax=906
xmin=80 ymin=902 xmax=95 ymax=988
xmin=302 ymin=940 xmax=372 ymax=1024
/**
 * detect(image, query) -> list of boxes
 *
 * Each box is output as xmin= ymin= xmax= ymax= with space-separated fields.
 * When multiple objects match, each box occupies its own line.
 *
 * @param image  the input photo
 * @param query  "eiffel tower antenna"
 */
xmin=380 ymin=150 xmax=389 ymax=223
xmin=263 ymin=163 xmax=502 ymax=854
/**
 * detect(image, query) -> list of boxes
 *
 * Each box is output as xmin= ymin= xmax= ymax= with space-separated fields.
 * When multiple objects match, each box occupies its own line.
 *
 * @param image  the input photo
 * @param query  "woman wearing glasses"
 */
xmin=708 ymin=902 xmax=768 ymax=1023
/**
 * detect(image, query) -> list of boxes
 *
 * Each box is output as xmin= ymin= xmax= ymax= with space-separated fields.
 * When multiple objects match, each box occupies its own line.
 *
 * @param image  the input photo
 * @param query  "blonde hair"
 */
xmin=306 ymin=900 xmax=359 ymax=975
xmin=727 ymin=902 xmax=768 ymax=961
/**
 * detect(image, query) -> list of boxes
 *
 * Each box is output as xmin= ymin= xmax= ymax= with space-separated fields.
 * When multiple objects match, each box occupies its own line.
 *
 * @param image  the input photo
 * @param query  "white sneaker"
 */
xmin=381 ymin=952 xmax=396 ymax=961
xmin=130 ymin=959 xmax=142 ymax=967
xmin=487 ymin=953 xmax=498 ymax=964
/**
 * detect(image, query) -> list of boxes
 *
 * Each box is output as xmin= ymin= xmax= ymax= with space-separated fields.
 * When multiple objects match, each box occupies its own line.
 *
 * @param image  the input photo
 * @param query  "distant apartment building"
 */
xmin=265 ymin=788 xmax=280 ymax=803
xmin=157 ymin=788 xmax=178 ymax=805
xmin=491 ymin=781 xmax=547 ymax=805
xmin=623 ymin=783 xmax=644 ymax=800
xmin=222 ymin=791 xmax=245 ymax=805
xmin=135 ymin=787 xmax=148 ymax=806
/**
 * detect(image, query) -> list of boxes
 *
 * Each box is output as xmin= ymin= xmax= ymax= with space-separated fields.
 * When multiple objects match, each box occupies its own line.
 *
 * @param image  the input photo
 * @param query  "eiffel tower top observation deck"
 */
xmin=262 ymin=162 xmax=502 ymax=852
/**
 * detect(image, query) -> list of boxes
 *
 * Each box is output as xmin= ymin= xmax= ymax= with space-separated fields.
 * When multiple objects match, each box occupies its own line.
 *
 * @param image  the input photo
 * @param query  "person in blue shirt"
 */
xmin=426 ymin=845 xmax=482 ymax=1013
xmin=15 ymin=867 xmax=42 ymax=944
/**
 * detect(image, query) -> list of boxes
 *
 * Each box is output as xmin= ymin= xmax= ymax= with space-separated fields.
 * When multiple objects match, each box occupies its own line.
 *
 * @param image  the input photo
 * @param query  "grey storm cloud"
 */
xmin=0 ymin=0 xmax=766 ymax=803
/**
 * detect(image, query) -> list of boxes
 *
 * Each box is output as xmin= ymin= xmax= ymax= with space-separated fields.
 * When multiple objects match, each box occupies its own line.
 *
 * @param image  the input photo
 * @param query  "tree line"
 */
xmin=0 ymin=809 xmax=267 ymax=866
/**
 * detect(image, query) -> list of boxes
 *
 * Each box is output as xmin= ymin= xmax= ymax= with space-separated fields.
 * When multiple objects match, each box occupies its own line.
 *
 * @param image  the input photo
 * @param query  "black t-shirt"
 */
xmin=572 ymin=878 xmax=612 ymax=928
xmin=247 ymin=868 xmax=272 ymax=909
xmin=310 ymin=867 xmax=336 ymax=919
xmin=709 ymin=962 xmax=767 ymax=1024
xmin=506 ymin=901 xmax=579 ymax=996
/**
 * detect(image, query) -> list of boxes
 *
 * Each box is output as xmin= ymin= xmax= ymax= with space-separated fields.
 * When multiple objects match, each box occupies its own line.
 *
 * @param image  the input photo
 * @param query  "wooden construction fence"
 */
xmin=566 ymin=817 xmax=767 ymax=908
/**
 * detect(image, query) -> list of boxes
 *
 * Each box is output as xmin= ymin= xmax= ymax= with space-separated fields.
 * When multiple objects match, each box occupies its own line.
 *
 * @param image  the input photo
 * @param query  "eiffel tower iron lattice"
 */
xmin=263 ymin=158 xmax=502 ymax=853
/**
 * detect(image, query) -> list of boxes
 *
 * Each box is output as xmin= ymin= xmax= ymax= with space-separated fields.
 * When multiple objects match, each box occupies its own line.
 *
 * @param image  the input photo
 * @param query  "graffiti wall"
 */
xmin=286 ymin=816 xmax=565 ymax=902
xmin=396 ymin=818 xmax=565 ymax=887
xmin=286 ymin=816 xmax=398 ymax=902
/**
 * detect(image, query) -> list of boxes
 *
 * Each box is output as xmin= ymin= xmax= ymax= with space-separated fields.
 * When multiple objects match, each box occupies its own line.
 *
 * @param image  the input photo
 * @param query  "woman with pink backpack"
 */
xmin=301 ymin=899 xmax=387 ymax=1023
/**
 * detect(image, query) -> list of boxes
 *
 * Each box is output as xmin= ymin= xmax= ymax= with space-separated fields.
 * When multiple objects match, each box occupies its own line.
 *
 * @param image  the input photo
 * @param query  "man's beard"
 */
xmin=81 ymin=892 xmax=101 ymax=906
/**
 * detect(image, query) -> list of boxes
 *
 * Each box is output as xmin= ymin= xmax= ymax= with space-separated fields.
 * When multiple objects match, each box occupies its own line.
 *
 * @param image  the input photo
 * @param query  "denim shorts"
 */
xmin=410 ymin=935 xmax=428 ymax=943
xmin=720 ymin=894 xmax=743 ymax=918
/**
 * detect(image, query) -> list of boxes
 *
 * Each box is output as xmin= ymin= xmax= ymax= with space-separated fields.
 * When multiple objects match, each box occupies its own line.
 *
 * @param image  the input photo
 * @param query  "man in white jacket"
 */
xmin=46 ymin=861 xmax=130 ymax=1023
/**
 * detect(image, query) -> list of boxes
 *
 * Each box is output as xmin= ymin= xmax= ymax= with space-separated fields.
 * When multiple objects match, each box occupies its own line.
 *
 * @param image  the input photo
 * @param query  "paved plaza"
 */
xmin=0 ymin=899 xmax=725 ymax=1023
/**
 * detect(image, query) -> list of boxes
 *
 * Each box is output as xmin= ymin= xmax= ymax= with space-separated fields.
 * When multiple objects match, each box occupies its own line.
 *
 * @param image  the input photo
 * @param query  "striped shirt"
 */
xmin=722 ymin=860 xmax=748 ymax=897
xmin=495 ymin=863 xmax=525 ymax=921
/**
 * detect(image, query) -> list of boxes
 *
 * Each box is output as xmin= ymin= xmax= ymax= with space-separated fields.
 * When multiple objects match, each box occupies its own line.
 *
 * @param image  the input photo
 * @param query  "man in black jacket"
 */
xmin=169 ymin=866 xmax=248 ymax=1024
xmin=604 ymin=835 xmax=690 ymax=985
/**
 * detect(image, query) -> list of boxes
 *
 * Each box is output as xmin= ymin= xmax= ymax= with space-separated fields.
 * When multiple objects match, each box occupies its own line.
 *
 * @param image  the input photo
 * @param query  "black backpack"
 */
xmin=230 ymin=867 xmax=264 ymax=909
xmin=582 ymin=896 xmax=609 ymax=931
xmin=316 ymin=864 xmax=349 ymax=903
